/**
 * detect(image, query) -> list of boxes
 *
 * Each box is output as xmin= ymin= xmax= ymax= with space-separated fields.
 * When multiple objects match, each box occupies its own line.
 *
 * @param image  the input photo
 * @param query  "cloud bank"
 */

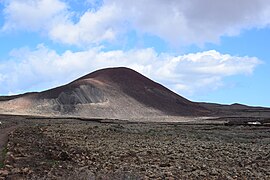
xmin=0 ymin=46 xmax=261 ymax=96
xmin=2 ymin=0 xmax=270 ymax=45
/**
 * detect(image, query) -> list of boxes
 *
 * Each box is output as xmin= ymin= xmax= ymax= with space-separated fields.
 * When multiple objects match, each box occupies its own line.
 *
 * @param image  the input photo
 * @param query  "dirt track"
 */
xmin=0 ymin=124 xmax=19 ymax=170
xmin=0 ymin=126 xmax=18 ymax=149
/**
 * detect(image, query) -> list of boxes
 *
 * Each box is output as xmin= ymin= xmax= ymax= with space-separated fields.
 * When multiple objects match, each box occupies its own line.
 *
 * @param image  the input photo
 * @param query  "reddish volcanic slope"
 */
xmin=77 ymin=67 xmax=210 ymax=116
xmin=0 ymin=67 xmax=211 ymax=118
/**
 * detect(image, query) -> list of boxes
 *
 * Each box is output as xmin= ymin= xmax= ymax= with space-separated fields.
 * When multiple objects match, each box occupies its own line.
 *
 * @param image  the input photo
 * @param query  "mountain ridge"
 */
xmin=0 ymin=67 xmax=210 ymax=118
xmin=0 ymin=67 xmax=269 ymax=120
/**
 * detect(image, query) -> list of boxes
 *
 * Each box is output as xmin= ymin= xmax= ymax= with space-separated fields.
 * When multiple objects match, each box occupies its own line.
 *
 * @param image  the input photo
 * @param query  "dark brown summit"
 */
xmin=0 ymin=67 xmax=212 ymax=117
xmin=75 ymin=67 xmax=211 ymax=116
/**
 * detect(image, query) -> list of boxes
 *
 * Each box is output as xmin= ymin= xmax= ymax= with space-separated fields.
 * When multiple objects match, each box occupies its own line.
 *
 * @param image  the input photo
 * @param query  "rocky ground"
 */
xmin=0 ymin=116 xmax=270 ymax=179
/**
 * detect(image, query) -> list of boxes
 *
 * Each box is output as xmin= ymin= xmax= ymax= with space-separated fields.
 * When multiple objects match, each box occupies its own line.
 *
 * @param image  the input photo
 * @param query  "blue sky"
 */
xmin=0 ymin=0 xmax=269 ymax=107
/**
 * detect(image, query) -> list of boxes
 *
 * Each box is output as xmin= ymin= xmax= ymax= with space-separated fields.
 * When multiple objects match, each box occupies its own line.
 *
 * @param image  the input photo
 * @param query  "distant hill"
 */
xmin=1 ymin=67 xmax=270 ymax=120
xmin=0 ymin=67 xmax=211 ymax=119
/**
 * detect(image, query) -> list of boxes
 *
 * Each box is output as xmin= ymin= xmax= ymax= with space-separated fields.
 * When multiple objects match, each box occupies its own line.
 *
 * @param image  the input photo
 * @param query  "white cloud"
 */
xmin=0 ymin=46 xmax=261 ymax=97
xmin=2 ymin=0 xmax=270 ymax=46
xmin=108 ymin=0 xmax=270 ymax=45
xmin=49 ymin=4 xmax=121 ymax=45
xmin=2 ymin=0 xmax=68 ymax=31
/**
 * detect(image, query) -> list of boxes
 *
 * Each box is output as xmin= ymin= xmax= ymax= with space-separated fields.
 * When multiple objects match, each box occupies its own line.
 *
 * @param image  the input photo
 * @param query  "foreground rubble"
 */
xmin=0 ymin=118 xmax=270 ymax=179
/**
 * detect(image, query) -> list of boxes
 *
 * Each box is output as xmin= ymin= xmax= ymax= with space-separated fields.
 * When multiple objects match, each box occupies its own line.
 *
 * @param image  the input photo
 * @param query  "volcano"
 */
xmin=0 ymin=67 xmax=211 ymax=119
